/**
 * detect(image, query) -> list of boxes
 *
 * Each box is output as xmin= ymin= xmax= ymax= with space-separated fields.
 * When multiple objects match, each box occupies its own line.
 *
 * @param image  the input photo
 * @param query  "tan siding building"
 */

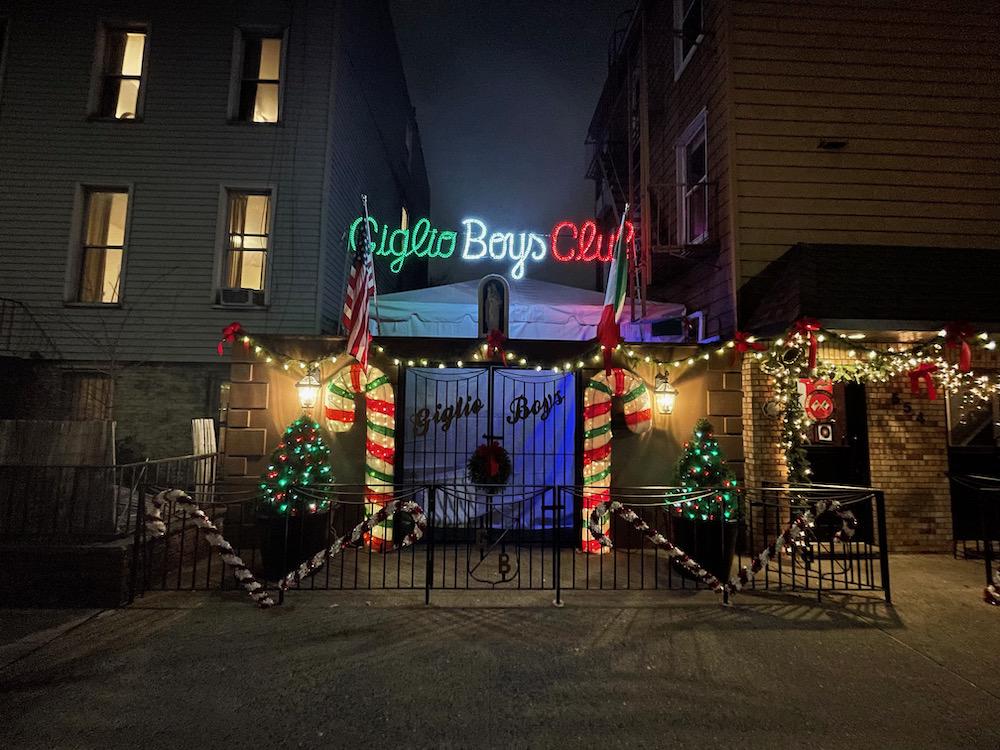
xmin=589 ymin=0 xmax=1000 ymax=552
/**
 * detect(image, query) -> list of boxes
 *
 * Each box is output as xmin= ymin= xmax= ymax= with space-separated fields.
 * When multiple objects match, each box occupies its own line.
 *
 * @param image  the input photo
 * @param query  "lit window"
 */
xmin=96 ymin=28 xmax=147 ymax=119
xmin=220 ymin=190 xmax=271 ymax=305
xmin=236 ymin=34 xmax=283 ymax=123
xmin=78 ymin=189 xmax=129 ymax=303
xmin=673 ymin=0 xmax=703 ymax=79
xmin=677 ymin=110 xmax=708 ymax=245
xmin=401 ymin=206 xmax=409 ymax=231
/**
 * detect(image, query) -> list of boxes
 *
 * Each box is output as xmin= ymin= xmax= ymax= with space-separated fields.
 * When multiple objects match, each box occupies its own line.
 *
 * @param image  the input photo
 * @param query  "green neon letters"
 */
xmin=349 ymin=216 xmax=456 ymax=274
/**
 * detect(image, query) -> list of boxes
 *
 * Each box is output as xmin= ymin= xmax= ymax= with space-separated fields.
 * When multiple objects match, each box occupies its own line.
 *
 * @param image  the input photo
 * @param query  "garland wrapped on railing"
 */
xmin=145 ymin=489 xmax=274 ymax=608
xmin=587 ymin=496 xmax=858 ymax=600
xmin=279 ymin=497 xmax=427 ymax=591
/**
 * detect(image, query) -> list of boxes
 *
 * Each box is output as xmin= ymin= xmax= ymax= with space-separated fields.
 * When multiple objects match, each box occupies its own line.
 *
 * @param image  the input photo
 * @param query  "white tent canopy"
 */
xmin=370 ymin=278 xmax=687 ymax=342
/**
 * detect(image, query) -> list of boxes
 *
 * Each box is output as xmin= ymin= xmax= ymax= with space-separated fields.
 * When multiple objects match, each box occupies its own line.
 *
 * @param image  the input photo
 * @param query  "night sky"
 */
xmin=391 ymin=0 xmax=636 ymax=286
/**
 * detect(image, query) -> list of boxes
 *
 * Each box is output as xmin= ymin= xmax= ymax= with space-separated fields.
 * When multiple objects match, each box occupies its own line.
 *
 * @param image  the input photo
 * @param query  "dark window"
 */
xmin=96 ymin=27 xmax=147 ymax=119
xmin=680 ymin=0 xmax=703 ymax=61
xmin=236 ymin=34 xmax=282 ymax=123
xmin=63 ymin=372 xmax=113 ymax=420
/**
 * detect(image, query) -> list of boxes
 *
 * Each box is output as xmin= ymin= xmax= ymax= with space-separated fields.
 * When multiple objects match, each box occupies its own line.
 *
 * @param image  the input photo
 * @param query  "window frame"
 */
xmin=228 ymin=27 xmax=288 ymax=125
xmin=673 ymin=0 xmax=704 ymax=81
xmin=65 ymin=183 xmax=134 ymax=307
xmin=87 ymin=21 xmax=151 ymax=122
xmin=676 ymin=109 xmax=709 ymax=246
xmin=213 ymin=185 xmax=277 ymax=307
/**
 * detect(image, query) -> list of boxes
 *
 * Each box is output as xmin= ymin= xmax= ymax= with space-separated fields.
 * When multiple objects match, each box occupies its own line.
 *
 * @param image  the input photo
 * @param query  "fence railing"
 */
xmin=949 ymin=474 xmax=1000 ymax=589
xmin=132 ymin=482 xmax=890 ymax=605
xmin=0 ymin=454 xmax=218 ymax=541
xmin=738 ymin=485 xmax=890 ymax=603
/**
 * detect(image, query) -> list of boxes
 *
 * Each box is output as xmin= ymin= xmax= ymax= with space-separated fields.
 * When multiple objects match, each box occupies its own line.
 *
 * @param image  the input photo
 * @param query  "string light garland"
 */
xmin=223 ymin=322 xmax=999 ymax=485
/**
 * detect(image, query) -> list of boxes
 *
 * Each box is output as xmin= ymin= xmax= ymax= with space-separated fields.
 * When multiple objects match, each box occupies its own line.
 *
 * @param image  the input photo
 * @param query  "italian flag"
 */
xmin=596 ymin=205 xmax=630 ymax=373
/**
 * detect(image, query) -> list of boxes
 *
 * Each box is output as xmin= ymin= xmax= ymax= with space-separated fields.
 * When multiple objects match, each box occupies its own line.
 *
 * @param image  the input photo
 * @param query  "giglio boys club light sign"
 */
xmin=349 ymin=215 xmax=636 ymax=279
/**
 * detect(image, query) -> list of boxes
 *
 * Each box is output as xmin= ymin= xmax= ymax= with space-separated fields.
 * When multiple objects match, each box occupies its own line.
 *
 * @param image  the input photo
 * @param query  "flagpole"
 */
xmin=361 ymin=194 xmax=382 ymax=337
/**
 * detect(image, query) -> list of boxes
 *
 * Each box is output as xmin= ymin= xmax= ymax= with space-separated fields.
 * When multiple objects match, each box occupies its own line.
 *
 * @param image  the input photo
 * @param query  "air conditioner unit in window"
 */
xmin=219 ymin=288 xmax=265 ymax=306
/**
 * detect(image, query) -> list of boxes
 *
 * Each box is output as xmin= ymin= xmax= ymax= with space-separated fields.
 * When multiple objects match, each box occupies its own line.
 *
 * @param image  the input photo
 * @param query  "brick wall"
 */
xmin=740 ymin=343 xmax=1000 ymax=553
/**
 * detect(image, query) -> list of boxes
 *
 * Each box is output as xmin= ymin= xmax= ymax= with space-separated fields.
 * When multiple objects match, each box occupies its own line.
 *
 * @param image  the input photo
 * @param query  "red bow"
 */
xmin=476 ymin=441 xmax=504 ymax=478
xmin=218 ymin=321 xmax=243 ymax=356
xmin=732 ymin=330 xmax=766 ymax=365
xmin=485 ymin=329 xmax=507 ymax=363
xmin=944 ymin=321 xmax=975 ymax=372
xmin=792 ymin=318 xmax=822 ymax=370
xmin=908 ymin=362 xmax=938 ymax=401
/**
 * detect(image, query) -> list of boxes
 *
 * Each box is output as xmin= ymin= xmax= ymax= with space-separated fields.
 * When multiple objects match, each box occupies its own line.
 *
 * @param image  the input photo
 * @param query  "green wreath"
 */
xmin=467 ymin=441 xmax=512 ymax=495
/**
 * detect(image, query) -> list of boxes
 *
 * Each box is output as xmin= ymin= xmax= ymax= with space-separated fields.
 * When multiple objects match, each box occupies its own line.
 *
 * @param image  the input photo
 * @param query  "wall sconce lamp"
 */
xmin=296 ymin=371 xmax=321 ymax=410
xmin=654 ymin=372 xmax=678 ymax=415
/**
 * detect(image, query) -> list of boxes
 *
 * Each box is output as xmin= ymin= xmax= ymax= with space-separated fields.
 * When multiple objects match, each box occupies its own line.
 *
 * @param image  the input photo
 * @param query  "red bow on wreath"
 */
xmin=732 ymin=330 xmax=766 ymax=366
xmin=218 ymin=321 xmax=244 ymax=356
xmin=485 ymin=329 xmax=507 ymax=363
xmin=908 ymin=362 xmax=938 ymax=400
xmin=476 ymin=441 xmax=504 ymax=478
xmin=792 ymin=317 xmax=822 ymax=370
xmin=944 ymin=321 xmax=975 ymax=373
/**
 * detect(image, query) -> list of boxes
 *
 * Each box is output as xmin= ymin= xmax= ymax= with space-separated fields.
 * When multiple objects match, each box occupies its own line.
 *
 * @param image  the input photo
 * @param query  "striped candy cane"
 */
xmin=324 ymin=361 xmax=396 ymax=551
xmin=581 ymin=368 xmax=652 ymax=553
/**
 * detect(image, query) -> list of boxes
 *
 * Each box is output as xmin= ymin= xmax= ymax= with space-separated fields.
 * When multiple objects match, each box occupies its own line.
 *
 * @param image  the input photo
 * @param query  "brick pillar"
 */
xmin=865 ymin=379 xmax=951 ymax=553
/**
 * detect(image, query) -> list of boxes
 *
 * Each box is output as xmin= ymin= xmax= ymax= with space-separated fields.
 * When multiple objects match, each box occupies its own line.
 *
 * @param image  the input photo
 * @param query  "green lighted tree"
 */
xmin=671 ymin=418 xmax=739 ymax=522
xmin=259 ymin=417 xmax=334 ymax=515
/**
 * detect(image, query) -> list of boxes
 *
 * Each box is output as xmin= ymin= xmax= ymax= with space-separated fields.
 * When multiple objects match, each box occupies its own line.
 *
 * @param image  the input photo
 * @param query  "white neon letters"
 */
xmin=350 ymin=214 xmax=633 ymax=279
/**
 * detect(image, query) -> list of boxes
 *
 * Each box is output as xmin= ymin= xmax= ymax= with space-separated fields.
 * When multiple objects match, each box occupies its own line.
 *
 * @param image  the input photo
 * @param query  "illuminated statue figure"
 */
xmin=485 ymin=282 xmax=503 ymax=333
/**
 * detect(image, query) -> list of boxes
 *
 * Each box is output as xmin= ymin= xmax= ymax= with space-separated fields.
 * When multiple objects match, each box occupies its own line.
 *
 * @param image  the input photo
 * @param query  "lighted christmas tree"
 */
xmin=670 ymin=418 xmax=739 ymax=522
xmin=259 ymin=417 xmax=334 ymax=515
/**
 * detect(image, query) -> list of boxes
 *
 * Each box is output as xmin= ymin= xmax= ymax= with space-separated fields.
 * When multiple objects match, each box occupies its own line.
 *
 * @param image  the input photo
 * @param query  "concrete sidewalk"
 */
xmin=0 ymin=555 xmax=997 ymax=749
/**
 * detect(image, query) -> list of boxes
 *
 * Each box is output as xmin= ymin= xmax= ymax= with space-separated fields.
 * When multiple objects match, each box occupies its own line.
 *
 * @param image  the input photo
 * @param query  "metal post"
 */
xmin=127 ymin=479 xmax=144 ymax=604
xmin=424 ymin=486 xmax=436 ymax=605
xmin=874 ymin=491 xmax=892 ymax=605
xmin=553 ymin=487 xmax=563 ymax=607
xmin=980 ymin=487 xmax=995 ymax=588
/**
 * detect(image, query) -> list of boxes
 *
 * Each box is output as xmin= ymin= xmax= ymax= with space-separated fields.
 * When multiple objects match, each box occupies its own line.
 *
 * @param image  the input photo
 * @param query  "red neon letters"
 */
xmin=550 ymin=220 xmax=635 ymax=263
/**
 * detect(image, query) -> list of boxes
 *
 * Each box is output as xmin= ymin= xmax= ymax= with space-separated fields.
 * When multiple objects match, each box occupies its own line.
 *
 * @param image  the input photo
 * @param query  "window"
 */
xmin=76 ymin=189 xmax=129 ymax=303
xmin=401 ymin=206 xmax=409 ymax=231
xmin=673 ymin=0 xmax=704 ymax=79
xmin=947 ymin=382 xmax=1000 ymax=447
xmin=94 ymin=26 xmax=148 ymax=119
xmin=219 ymin=190 xmax=272 ymax=305
xmin=233 ymin=32 xmax=284 ymax=123
xmin=677 ymin=110 xmax=708 ymax=245
xmin=63 ymin=372 xmax=113 ymax=420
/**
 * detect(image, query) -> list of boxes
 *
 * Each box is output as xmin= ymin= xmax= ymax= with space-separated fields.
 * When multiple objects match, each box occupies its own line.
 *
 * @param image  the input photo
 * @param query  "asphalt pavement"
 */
xmin=0 ymin=555 xmax=997 ymax=749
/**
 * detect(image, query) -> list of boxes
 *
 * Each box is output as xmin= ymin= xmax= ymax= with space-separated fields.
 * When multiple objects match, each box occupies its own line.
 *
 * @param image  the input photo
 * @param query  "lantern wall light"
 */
xmin=654 ymin=372 xmax=678 ymax=415
xmin=296 ymin=371 xmax=321 ymax=410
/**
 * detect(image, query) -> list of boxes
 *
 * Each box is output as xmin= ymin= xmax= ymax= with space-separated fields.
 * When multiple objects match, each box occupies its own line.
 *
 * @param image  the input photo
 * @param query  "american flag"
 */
xmin=342 ymin=196 xmax=377 ymax=368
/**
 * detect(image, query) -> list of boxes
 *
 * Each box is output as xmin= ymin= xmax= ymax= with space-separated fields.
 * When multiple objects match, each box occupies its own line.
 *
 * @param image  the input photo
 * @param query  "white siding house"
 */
xmin=0 ymin=0 xmax=429 ymax=457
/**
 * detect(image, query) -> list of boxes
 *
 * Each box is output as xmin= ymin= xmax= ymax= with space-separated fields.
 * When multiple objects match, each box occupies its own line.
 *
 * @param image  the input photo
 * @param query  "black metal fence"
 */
xmin=949 ymin=474 xmax=1000 ymax=589
xmin=131 ymin=482 xmax=890 ymax=605
xmin=0 ymin=454 xmax=217 ymax=541
xmin=738 ymin=485 xmax=890 ymax=603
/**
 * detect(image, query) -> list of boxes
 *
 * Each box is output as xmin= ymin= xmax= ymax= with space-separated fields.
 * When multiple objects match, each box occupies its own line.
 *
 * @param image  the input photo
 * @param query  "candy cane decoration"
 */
xmin=280 ymin=497 xmax=427 ymax=591
xmin=146 ymin=489 xmax=274 ymax=608
xmin=581 ymin=368 xmax=652 ymax=553
xmin=325 ymin=361 xmax=396 ymax=551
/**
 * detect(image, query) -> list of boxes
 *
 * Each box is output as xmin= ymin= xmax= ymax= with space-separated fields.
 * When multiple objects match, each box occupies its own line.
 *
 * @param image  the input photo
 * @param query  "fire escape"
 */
xmin=587 ymin=1 xmax=718 ymax=330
